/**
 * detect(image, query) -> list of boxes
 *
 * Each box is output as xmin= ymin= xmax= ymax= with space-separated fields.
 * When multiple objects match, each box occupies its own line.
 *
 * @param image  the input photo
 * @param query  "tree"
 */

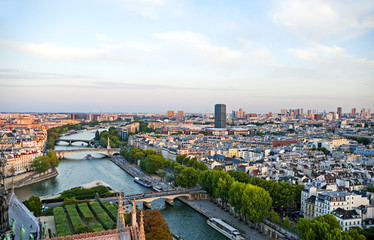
xmin=176 ymin=167 xmax=199 ymax=188
xmin=228 ymin=170 xmax=250 ymax=184
xmin=23 ymin=195 xmax=42 ymax=216
xmin=31 ymin=156 xmax=49 ymax=173
xmin=228 ymin=181 xmax=246 ymax=213
xmin=144 ymin=154 xmax=164 ymax=174
xmin=269 ymin=209 xmax=281 ymax=225
xmin=215 ymin=174 xmax=234 ymax=208
xmin=156 ymin=169 xmax=167 ymax=181
xmin=241 ymin=184 xmax=272 ymax=223
xmin=95 ymin=130 xmax=100 ymax=141
xmin=47 ymin=150 xmax=60 ymax=168
xmin=283 ymin=216 xmax=291 ymax=229
xmin=140 ymin=210 xmax=172 ymax=240
xmin=295 ymin=214 xmax=367 ymax=240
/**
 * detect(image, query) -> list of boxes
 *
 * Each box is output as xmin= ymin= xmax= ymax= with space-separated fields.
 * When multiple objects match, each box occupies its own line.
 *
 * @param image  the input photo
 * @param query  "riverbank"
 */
xmin=6 ymin=168 xmax=58 ymax=189
xmin=179 ymin=199 xmax=271 ymax=240
xmin=111 ymin=155 xmax=172 ymax=191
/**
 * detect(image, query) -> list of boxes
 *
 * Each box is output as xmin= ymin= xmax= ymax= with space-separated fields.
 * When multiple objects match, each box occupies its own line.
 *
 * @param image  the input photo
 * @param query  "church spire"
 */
xmin=116 ymin=191 xmax=126 ymax=231
xmin=138 ymin=211 xmax=146 ymax=240
xmin=131 ymin=199 xmax=138 ymax=229
xmin=107 ymin=137 xmax=111 ymax=149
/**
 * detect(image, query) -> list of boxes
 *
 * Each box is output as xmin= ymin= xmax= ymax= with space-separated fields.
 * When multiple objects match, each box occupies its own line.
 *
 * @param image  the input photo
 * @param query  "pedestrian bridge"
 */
xmin=122 ymin=188 xmax=209 ymax=208
xmin=54 ymin=148 xmax=120 ymax=159
xmin=55 ymin=138 xmax=95 ymax=147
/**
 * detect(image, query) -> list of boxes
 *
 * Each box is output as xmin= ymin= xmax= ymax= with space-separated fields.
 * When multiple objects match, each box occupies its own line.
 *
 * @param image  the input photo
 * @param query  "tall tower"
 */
xmin=107 ymin=137 xmax=111 ymax=149
xmin=0 ymin=150 xmax=9 ymax=237
xmin=337 ymin=107 xmax=342 ymax=117
xmin=116 ymin=191 xmax=126 ymax=231
xmin=138 ymin=211 xmax=146 ymax=240
xmin=214 ymin=104 xmax=226 ymax=128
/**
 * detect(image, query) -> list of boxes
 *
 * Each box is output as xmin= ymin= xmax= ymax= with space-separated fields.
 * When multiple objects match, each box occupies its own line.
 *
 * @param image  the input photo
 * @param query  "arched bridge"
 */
xmin=55 ymin=138 xmax=95 ymax=147
xmin=122 ymin=188 xmax=208 ymax=208
xmin=54 ymin=148 xmax=120 ymax=159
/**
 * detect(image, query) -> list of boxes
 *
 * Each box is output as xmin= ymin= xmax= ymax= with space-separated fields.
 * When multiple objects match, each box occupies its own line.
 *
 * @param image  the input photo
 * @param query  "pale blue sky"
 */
xmin=0 ymin=0 xmax=373 ymax=113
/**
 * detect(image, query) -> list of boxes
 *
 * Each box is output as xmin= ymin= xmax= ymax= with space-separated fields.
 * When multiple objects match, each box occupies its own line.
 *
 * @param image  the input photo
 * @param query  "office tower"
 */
xmin=368 ymin=109 xmax=371 ymax=117
xmin=239 ymin=108 xmax=244 ymax=118
xmin=232 ymin=110 xmax=236 ymax=119
xmin=300 ymin=108 xmax=303 ymax=116
xmin=337 ymin=107 xmax=342 ymax=116
xmin=361 ymin=108 xmax=366 ymax=118
xmin=351 ymin=108 xmax=356 ymax=116
xmin=177 ymin=111 xmax=184 ymax=118
xmin=214 ymin=104 xmax=226 ymax=128
xmin=167 ymin=111 xmax=174 ymax=118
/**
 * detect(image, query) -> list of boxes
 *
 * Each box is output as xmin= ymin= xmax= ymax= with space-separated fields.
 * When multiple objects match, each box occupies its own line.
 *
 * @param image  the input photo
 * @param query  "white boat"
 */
xmin=207 ymin=218 xmax=246 ymax=240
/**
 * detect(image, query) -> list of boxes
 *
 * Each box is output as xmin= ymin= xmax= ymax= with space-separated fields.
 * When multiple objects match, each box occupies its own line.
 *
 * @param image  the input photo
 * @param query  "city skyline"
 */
xmin=1 ymin=0 xmax=374 ymax=112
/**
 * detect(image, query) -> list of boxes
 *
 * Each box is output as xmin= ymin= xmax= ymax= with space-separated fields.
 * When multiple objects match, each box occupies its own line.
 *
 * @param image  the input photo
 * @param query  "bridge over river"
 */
xmin=116 ymin=188 xmax=208 ymax=209
xmin=54 ymin=148 xmax=120 ymax=159
xmin=55 ymin=138 xmax=96 ymax=146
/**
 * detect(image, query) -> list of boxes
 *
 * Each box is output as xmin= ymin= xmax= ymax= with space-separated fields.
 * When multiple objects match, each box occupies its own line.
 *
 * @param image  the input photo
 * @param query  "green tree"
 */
xmin=283 ymin=216 xmax=291 ymax=229
xmin=294 ymin=214 xmax=366 ymax=240
xmin=215 ymin=174 xmax=234 ymax=208
xmin=241 ymin=184 xmax=272 ymax=223
xmin=156 ymin=169 xmax=167 ymax=181
xmin=144 ymin=154 xmax=164 ymax=174
xmin=95 ymin=130 xmax=100 ymax=141
xmin=47 ymin=150 xmax=60 ymax=168
xmin=31 ymin=156 xmax=49 ymax=173
xmin=228 ymin=181 xmax=246 ymax=213
xmin=176 ymin=167 xmax=199 ymax=188
xmin=23 ymin=195 xmax=42 ymax=216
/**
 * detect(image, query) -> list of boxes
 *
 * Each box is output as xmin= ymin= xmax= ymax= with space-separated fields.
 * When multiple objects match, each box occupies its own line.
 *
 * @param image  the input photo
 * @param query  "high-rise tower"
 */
xmin=214 ymin=104 xmax=226 ymax=128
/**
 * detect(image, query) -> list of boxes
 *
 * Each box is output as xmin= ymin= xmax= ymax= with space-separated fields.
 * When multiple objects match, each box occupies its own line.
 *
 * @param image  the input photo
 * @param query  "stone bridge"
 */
xmin=122 ymin=188 xmax=209 ymax=209
xmin=54 ymin=148 xmax=120 ymax=159
xmin=55 ymin=138 xmax=95 ymax=147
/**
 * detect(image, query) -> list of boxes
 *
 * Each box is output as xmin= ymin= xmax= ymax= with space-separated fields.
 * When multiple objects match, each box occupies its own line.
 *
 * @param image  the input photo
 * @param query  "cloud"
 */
xmin=0 ymin=68 xmax=95 ymax=80
xmin=288 ymin=44 xmax=374 ymax=66
xmin=0 ymin=39 xmax=106 ymax=60
xmin=113 ymin=0 xmax=180 ymax=19
xmin=154 ymin=31 xmax=242 ymax=63
xmin=0 ymin=38 xmax=150 ymax=62
xmin=0 ymin=80 xmax=242 ymax=92
xmin=95 ymin=34 xmax=113 ymax=42
xmin=269 ymin=0 xmax=374 ymax=41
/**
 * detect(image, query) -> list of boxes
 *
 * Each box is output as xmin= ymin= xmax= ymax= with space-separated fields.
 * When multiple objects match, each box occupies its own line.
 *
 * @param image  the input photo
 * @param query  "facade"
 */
xmin=214 ymin=104 xmax=226 ymax=128
xmin=167 ymin=111 xmax=174 ymax=118
xmin=314 ymin=191 xmax=369 ymax=218
xmin=332 ymin=208 xmax=362 ymax=231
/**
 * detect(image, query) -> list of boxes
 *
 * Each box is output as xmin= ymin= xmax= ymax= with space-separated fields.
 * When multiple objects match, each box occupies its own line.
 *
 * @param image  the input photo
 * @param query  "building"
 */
xmin=214 ymin=104 xmax=226 ymax=128
xmin=332 ymin=208 xmax=362 ymax=231
xmin=351 ymin=108 xmax=356 ymax=116
xmin=177 ymin=111 xmax=184 ymax=119
xmin=167 ymin=111 xmax=174 ymax=118
xmin=337 ymin=107 xmax=342 ymax=117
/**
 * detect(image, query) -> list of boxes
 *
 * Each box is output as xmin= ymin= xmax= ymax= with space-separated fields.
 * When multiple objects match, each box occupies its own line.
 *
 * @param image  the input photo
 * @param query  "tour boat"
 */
xmin=152 ymin=185 xmax=163 ymax=192
xmin=133 ymin=177 xmax=152 ymax=188
xmin=207 ymin=218 xmax=245 ymax=240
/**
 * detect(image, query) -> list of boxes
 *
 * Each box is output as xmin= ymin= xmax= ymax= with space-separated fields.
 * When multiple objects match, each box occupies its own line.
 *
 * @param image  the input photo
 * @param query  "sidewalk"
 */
xmin=185 ymin=200 xmax=272 ymax=240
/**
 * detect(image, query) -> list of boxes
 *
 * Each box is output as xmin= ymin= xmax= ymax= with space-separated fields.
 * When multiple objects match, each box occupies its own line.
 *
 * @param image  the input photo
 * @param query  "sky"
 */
xmin=0 ymin=0 xmax=373 ymax=113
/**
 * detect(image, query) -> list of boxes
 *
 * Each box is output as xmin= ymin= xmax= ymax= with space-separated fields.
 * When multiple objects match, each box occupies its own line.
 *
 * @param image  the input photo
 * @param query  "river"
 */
xmin=15 ymin=129 xmax=226 ymax=240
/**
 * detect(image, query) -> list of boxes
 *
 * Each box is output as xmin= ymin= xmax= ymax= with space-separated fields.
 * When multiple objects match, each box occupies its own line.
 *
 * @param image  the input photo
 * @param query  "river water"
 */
xmin=15 ymin=130 xmax=226 ymax=240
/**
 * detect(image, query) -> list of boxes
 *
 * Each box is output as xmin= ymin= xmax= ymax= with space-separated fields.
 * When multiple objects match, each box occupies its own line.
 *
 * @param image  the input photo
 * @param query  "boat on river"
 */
xmin=207 ymin=218 xmax=246 ymax=240
xmin=152 ymin=185 xmax=163 ymax=192
xmin=134 ymin=177 xmax=152 ymax=188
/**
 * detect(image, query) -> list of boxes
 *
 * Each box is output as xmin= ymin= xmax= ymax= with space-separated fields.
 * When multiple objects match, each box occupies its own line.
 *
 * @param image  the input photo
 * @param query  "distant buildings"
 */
xmin=167 ymin=111 xmax=174 ymax=118
xmin=337 ymin=107 xmax=342 ymax=117
xmin=214 ymin=104 xmax=226 ymax=128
